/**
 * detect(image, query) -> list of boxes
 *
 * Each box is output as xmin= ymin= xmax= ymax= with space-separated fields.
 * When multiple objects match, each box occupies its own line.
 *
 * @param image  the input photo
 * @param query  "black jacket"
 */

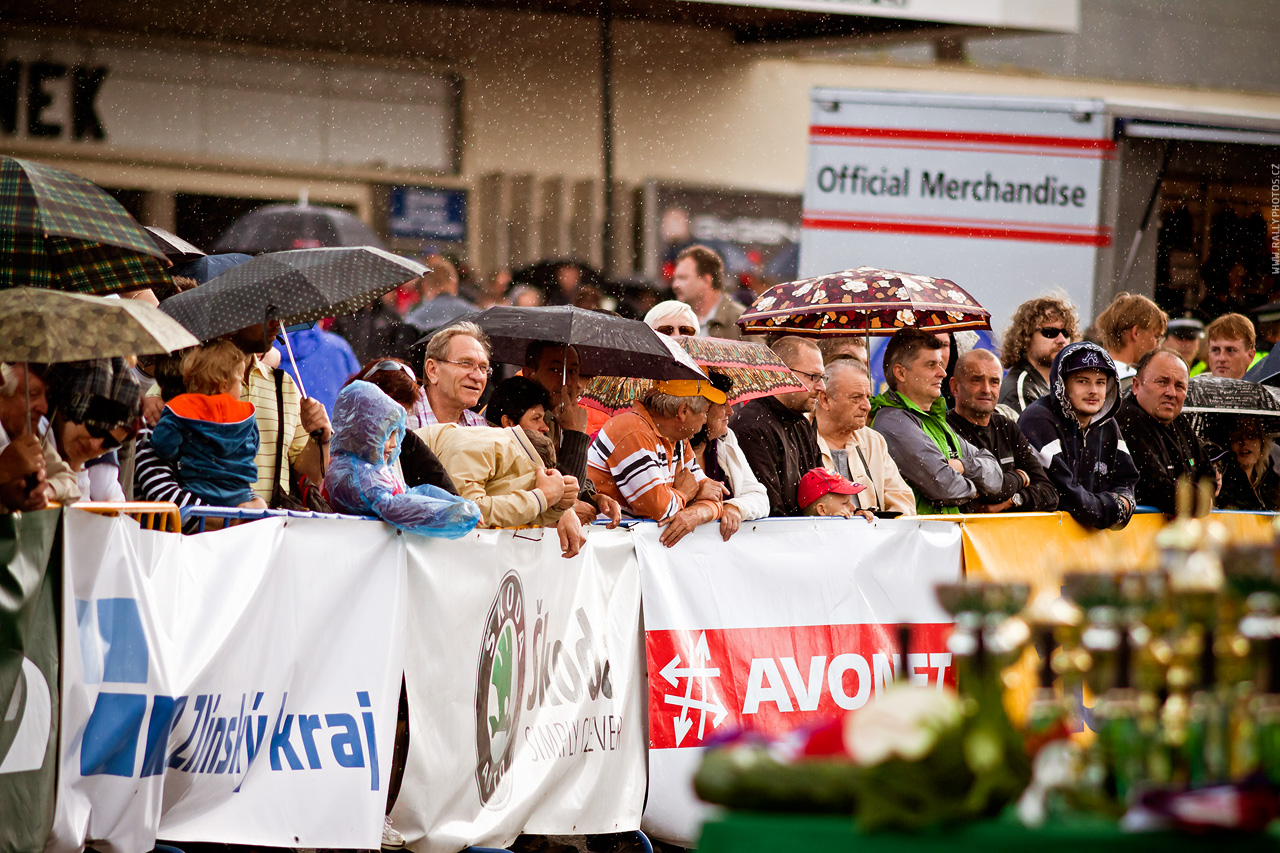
xmin=729 ymin=395 xmax=822 ymax=517
xmin=1112 ymin=395 xmax=1214 ymax=514
xmin=1218 ymin=461 xmax=1280 ymax=512
xmin=998 ymin=359 xmax=1050 ymax=415
xmin=946 ymin=409 xmax=1059 ymax=512
xmin=1018 ymin=342 xmax=1140 ymax=530
xmin=399 ymin=429 xmax=459 ymax=495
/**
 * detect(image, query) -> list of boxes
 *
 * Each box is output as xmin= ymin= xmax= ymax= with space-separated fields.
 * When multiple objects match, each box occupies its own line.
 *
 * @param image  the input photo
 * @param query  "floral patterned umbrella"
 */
xmin=580 ymin=335 xmax=806 ymax=416
xmin=737 ymin=267 xmax=990 ymax=337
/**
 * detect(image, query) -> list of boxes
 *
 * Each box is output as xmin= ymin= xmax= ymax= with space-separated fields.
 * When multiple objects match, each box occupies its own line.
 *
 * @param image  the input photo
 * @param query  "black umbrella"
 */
xmin=211 ymin=201 xmax=385 ymax=255
xmin=160 ymin=247 xmax=426 ymax=396
xmin=422 ymin=305 xmax=706 ymax=381
xmin=404 ymin=293 xmax=477 ymax=334
xmin=1184 ymin=375 xmax=1280 ymax=449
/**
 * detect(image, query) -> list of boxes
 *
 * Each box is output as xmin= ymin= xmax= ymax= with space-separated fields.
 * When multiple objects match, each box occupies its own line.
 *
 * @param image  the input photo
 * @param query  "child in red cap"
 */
xmin=798 ymin=467 xmax=869 ymax=519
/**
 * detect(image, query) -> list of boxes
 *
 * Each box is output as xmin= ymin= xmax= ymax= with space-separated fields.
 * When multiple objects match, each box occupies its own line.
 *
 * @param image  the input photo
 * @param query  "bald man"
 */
xmin=1114 ymin=347 xmax=1215 ymax=515
xmin=945 ymin=349 xmax=1057 ymax=513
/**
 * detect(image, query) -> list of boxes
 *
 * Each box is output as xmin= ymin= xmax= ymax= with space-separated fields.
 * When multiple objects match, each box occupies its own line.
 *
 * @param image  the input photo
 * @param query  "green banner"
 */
xmin=0 ymin=508 xmax=62 ymax=853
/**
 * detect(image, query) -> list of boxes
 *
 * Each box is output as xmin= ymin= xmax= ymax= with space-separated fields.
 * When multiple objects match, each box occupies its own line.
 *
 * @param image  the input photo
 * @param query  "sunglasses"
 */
xmin=1037 ymin=327 xmax=1067 ymax=339
xmin=86 ymin=423 xmax=123 ymax=450
xmin=363 ymin=360 xmax=418 ymax=383
xmin=655 ymin=325 xmax=698 ymax=337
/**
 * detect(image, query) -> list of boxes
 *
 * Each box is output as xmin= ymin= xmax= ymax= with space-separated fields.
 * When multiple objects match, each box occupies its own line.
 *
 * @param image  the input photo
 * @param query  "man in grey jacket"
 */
xmin=869 ymin=329 xmax=1004 ymax=515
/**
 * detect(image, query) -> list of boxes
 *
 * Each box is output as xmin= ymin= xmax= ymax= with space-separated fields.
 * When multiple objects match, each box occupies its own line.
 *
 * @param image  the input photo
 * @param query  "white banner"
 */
xmin=635 ymin=517 xmax=963 ymax=846
xmin=395 ymin=527 xmax=646 ymax=853
xmin=52 ymin=509 xmax=405 ymax=853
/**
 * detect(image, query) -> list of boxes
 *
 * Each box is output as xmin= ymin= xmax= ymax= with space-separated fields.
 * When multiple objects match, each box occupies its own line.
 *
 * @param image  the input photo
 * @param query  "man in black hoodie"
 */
xmin=1018 ymin=341 xmax=1140 ymax=529
xmin=1113 ymin=348 xmax=1215 ymax=514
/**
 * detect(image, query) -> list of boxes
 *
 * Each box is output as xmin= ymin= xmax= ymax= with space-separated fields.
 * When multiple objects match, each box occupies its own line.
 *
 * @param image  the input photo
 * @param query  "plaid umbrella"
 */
xmin=40 ymin=357 xmax=144 ymax=434
xmin=0 ymin=156 xmax=171 ymax=294
xmin=0 ymin=287 xmax=198 ymax=363
xmin=738 ymin=267 xmax=990 ymax=337
xmin=159 ymin=247 xmax=426 ymax=342
xmin=580 ymin=335 xmax=806 ymax=416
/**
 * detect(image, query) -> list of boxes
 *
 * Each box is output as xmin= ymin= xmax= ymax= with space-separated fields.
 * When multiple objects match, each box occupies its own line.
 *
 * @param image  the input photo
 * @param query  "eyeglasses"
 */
xmin=792 ymin=368 xmax=826 ymax=386
xmin=1037 ymin=327 xmax=1067 ymax=339
xmin=436 ymin=358 xmax=493 ymax=378
xmin=655 ymin=325 xmax=698 ymax=337
xmin=86 ymin=423 xmax=123 ymax=450
xmin=363 ymin=360 xmax=417 ymax=383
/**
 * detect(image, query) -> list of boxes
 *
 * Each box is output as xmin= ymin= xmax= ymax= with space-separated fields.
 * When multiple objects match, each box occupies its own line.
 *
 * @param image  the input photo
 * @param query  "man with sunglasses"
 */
xmin=998 ymin=296 xmax=1079 ymax=415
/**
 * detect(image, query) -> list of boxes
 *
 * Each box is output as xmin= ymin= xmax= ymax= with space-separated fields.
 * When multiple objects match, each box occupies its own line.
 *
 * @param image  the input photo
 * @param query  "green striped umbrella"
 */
xmin=0 ymin=156 xmax=171 ymax=294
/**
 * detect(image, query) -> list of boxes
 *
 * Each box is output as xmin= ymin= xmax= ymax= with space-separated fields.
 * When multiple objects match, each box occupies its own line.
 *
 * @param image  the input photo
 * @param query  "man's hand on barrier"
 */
xmin=142 ymin=395 xmax=166 ymax=426
xmin=660 ymin=502 xmax=716 ymax=548
xmin=719 ymin=502 xmax=742 ymax=541
xmin=557 ymin=509 xmax=586 ymax=559
xmin=555 ymin=475 xmax=580 ymax=510
xmin=240 ymin=496 xmax=267 ymax=509
xmin=20 ymin=480 xmax=52 ymax=512
xmin=595 ymin=492 xmax=622 ymax=528
xmin=536 ymin=467 xmax=566 ymax=508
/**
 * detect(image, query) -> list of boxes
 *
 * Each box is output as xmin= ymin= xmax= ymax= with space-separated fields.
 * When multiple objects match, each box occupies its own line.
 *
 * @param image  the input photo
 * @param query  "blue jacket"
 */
xmin=150 ymin=393 xmax=260 ymax=506
xmin=274 ymin=326 xmax=363 ymax=416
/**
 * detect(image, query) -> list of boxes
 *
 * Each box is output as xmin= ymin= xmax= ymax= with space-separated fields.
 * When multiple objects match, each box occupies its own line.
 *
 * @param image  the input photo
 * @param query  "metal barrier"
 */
xmin=74 ymin=501 xmax=183 ymax=532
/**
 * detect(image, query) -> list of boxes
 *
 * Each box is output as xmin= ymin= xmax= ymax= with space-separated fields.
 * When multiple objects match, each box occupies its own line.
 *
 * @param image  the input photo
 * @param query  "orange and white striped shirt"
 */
xmin=586 ymin=403 xmax=711 ymax=523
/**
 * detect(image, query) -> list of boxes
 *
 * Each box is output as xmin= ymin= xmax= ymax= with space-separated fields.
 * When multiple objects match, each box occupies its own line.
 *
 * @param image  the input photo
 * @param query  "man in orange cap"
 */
xmin=587 ymin=377 xmax=727 ymax=547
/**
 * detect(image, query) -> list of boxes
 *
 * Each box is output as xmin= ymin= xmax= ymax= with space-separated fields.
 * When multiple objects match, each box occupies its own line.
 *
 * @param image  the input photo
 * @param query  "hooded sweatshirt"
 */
xmin=869 ymin=389 xmax=1003 ymax=515
xmin=149 ymin=392 xmax=259 ymax=506
xmin=325 ymin=381 xmax=481 ymax=538
xmin=1018 ymin=341 xmax=1139 ymax=530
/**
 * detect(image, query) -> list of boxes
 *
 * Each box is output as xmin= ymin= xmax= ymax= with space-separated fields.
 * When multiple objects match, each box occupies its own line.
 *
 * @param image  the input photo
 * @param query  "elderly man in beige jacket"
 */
xmin=416 ymin=423 xmax=586 ymax=557
xmin=812 ymin=358 xmax=916 ymax=516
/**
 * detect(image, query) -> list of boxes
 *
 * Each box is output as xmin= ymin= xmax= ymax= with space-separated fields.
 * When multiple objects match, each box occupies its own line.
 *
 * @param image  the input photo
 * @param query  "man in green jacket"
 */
xmin=870 ymin=329 xmax=1003 ymax=515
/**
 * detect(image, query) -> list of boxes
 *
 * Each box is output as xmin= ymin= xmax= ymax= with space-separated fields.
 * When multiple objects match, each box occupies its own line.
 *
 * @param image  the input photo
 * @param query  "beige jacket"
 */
xmin=816 ymin=428 xmax=916 ymax=516
xmin=415 ymin=424 xmax=565 ymax=529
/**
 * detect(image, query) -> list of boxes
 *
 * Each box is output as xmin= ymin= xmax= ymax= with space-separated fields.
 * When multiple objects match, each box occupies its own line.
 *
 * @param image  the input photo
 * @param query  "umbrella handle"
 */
xmin=279 ymin=325 xmax=309 ymax=400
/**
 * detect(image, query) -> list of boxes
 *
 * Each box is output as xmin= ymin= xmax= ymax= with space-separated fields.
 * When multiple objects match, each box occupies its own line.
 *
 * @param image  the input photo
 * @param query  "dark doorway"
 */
xmin=175 ymin=194 xmax=275 ymax=254
xmin=100 ymin=187 xmax=147 ymax=223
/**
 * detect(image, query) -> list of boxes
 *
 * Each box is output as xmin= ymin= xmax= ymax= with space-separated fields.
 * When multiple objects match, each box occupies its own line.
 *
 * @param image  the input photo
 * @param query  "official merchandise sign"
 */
xmin=800 ymin=89 xmax=1112 ymax=331
xmin=394 ymin=528 xmax=646 ymax=853
xmin=636 ymin=518 xmax=963 ymax=847
xmin=51 ymin=510 xmax=405 ymax=853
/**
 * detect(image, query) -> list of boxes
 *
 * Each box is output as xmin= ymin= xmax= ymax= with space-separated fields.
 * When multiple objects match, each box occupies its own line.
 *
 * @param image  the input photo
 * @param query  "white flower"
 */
xmin=843 ymin=281 xmax=868 ymax=293
xmin=755 ymin=296 xmax=776 ymax=311
xmin=895 ymin=287 xmax=910 ymax=300
xmin=902 ymin=279 xmax=924 ymax=292
xmin=947 ymin=310 xmax=965 ymax=321
xmin=896 ymin=309 xmax=916 ymax=326
xmin=843 ymin=685 xmax=963 ymax=766
xmin=812 ymin=290 xmax=827 ymax=302
xmin=792 ymin=283 xmax=813 ymax=297
xmin=946 ymin=290 xmax=967 ymax=303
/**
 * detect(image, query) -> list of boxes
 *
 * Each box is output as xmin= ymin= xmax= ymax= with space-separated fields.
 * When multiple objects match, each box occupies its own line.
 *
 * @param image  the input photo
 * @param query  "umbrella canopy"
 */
xmin=212 ymin=202 xmax=385 ymax=255
xmin=1184 ymin=375 xmax=1280 ymax=448
xmin=0 ymin=155 xmax=170 ymax=294
xmin=404 ymin=293 xmax=478 ymax=334
xmin=738 ymin=267 xmax=990 ymax=337
xmin=160 ymin=247 xmax=426 ymax=342
xmin=0 ymin=288 xmax=198 ymax=363
xmin=146 ymin=226 xmax=206 ymax=265
xmin=445 ymin=305 xmax=707 ymax=381
xmin=580 ymin=335 xmax=805 ymax=416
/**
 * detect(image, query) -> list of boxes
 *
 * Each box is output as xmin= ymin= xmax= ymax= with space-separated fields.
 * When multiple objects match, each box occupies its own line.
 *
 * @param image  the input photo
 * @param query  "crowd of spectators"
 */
xmin=4 ymin=244 xmax=1280 ymax=549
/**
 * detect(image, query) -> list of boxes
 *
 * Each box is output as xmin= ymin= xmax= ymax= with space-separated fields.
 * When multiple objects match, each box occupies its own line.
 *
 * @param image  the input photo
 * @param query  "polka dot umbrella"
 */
xmin=738 ymin=267 xmax=991 ymax=338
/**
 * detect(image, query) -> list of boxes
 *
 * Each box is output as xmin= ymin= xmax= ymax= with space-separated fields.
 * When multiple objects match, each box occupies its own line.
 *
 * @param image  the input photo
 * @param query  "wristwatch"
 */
xmin=1010 ymin=492 xmax=1024 ymax=509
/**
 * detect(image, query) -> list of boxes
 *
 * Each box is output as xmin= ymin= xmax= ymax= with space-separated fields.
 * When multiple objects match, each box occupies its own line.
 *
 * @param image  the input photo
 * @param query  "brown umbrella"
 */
xmin=738 ymin=267 xmax=990 ymax=338
xmin=580 ymin=335 xmax=805 ymax=416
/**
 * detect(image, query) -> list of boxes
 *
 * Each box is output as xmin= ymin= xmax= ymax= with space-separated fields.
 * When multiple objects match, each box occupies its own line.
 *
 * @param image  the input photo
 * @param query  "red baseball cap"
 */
xmin=798 ymin=467 xmax=865 ymax=510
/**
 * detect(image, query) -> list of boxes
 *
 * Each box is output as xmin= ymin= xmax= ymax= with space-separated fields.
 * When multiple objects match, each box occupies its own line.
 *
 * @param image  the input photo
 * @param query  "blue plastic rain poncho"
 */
xmin=325 ymin=381 xmax=481 ymax=538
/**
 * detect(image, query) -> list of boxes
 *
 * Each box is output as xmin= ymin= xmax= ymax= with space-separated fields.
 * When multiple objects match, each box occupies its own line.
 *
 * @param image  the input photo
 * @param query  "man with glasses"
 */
xmin=871 ymin=329 xmax=1003 ymax=515
xmin=729 ymin=336 xmax=825 ymax=516
xmin=998 ymin=295 xmax=1078 ymax=416
xmin=417 ymin=321 xmax=492 ymax=428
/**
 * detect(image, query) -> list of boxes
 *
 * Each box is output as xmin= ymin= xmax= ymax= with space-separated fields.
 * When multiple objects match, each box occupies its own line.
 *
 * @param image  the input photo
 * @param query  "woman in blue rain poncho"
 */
xmin=325 ymin=381 xmax=481 ymax=537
